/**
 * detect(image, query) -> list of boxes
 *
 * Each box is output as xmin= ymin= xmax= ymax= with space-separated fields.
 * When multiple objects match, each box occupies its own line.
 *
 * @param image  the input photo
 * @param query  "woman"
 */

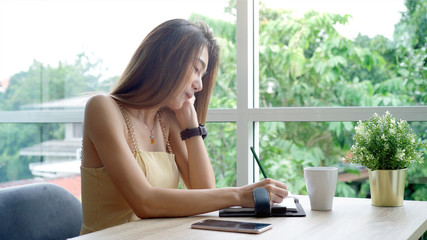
xmin=80 ymin=19 xmax=288 ymax=234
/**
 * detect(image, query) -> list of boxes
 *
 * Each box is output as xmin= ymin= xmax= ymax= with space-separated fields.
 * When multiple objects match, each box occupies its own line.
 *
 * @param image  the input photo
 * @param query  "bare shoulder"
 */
xmin=84 ymin=95 xmax=120 ymax=117
xmin=85 ymin=94 xmax=115 ymax=111
xmin=84 ymin=95 xmax=123 ymax=132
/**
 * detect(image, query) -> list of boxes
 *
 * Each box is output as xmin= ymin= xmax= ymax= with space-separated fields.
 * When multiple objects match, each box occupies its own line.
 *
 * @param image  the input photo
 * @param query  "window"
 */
xmin=251 ymin=0 xmax=427 ymax=200
xmin=0 ymin=0 xmax=426 ymax=200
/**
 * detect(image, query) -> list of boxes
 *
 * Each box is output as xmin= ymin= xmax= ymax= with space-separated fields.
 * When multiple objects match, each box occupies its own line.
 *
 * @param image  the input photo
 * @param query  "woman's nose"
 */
xmin=192 ymin=77 xmax=203 ymax=92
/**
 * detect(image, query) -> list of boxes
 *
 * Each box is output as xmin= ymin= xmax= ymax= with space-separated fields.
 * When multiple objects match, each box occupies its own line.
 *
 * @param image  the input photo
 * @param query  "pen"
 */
xmin=250 ymin=146 xmax=269 ymax=179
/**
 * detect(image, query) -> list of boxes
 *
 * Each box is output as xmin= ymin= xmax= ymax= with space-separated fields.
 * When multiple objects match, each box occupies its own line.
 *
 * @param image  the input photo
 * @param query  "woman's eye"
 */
xmin=194 ymin=66 xmax=199 ymax=73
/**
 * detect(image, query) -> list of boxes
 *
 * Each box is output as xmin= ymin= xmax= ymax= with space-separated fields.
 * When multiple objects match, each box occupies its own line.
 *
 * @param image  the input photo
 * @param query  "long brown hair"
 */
xmin=111 ymin=19 xmax=219 ymax=123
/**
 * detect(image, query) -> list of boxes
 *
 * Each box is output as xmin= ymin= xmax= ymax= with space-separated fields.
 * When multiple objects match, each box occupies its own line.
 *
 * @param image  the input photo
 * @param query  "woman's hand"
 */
xmin=238 ymin=179 xmax=288 ymax=207
xmin=170 ymin=96 xmax=199 ymax=130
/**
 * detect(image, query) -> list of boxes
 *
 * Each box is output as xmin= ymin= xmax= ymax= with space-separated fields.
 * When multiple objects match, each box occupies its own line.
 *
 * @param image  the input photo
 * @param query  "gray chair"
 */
xmin=0 ymin=182 xmax=82 ymax=240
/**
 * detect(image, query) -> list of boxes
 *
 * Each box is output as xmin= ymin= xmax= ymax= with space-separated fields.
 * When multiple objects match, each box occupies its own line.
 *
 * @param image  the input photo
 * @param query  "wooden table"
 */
xmin=70 ymin=195 xmax=427 ymax=240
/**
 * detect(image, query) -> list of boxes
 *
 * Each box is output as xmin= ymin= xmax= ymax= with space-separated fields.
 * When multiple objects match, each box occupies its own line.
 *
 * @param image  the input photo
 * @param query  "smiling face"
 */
xmin=165 ymin=46 xmax=209 ymax=111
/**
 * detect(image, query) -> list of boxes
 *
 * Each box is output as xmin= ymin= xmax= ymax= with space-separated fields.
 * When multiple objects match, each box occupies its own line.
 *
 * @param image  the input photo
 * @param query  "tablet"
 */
xmin=191 ymin=219 xmax=272 ymax=234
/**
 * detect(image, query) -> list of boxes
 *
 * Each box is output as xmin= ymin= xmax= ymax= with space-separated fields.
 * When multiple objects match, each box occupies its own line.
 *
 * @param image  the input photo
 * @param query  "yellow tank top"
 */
xmin=80 ymin=105 xmax=179 ymax=235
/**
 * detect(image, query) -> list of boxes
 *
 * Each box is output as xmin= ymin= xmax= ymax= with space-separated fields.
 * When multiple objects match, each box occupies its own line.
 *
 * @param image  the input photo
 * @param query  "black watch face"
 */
xmin=200 ymin=124 xmax=207 ymax=139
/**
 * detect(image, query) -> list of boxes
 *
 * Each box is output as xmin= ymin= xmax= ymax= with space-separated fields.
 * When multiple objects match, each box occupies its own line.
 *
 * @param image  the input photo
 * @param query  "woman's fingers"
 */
xmin=270 ymin=188 xmax=288 ymax=204
xmin=239 ymin=178 xmax=289 ymax=207
xmin=259 ymin=179 xmax=288 ymax=203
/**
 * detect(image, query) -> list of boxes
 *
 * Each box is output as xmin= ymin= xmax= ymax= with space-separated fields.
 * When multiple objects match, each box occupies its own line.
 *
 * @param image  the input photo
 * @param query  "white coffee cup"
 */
xmin=304 ymin=167 xmax=338 ymax=211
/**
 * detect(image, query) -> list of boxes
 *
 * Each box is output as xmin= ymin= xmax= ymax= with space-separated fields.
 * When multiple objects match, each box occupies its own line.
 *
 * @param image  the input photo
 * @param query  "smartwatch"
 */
xmin=180 ymin=124 xmax=207 ymax=141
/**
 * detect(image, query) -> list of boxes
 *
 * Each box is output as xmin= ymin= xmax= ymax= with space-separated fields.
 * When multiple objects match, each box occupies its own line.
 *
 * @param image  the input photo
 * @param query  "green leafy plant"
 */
xmin=348 ymin=111 xmax=425 ymax=170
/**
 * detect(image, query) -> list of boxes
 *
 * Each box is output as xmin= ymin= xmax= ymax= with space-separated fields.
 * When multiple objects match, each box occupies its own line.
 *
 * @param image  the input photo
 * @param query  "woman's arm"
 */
xmin=166 ymin=104 xmax=216 ymax=189
xmin=129 ymin=178 xmax=288 ymax=218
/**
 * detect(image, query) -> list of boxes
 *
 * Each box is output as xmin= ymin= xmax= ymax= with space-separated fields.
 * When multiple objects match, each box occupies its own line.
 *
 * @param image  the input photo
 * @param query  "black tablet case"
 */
xmin=219 ymin=187 xmax=306 ymax=217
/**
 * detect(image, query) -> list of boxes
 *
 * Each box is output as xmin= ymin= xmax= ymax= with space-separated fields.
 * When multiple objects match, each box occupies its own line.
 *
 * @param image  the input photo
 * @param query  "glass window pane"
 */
xmin=206 ymin=122 xmax=237 ymax=187
xmin=259 ymin=0 xmax=425 ymax=107
xmin=259 ymin=121 xmax=427 ymax=201
xmin=0 ymin=123 xmax=81 ymax=198
xmin=0 ymin=0 xmax=236 ymax=111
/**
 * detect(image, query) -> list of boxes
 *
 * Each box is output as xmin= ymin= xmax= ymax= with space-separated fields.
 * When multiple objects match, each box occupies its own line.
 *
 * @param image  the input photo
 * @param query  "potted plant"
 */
xmin=347 ymin=111 xmax=425 ymax=206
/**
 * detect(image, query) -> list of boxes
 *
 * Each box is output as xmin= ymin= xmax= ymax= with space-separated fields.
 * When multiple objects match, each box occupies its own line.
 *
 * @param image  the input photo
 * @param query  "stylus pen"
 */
xmin=250 ymin=146 xmax=269 ymax=179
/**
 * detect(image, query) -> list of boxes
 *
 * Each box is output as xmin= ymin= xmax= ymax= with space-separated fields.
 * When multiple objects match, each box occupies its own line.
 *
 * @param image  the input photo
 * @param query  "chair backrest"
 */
xmin=0 ymin=182 xmax=82 ymax=240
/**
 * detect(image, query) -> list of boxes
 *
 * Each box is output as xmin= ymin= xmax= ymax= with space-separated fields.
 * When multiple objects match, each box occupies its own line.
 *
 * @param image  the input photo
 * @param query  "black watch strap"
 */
xmin=180 ymin=124 xmax=207 ymax=141
xmin=253 ymin=187 xmax=271 ymax=217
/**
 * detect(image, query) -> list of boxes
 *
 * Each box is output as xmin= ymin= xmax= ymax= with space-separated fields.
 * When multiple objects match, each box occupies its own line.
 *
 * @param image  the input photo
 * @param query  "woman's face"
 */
xmin=166 ymin=46 xmax=209 ymax=110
